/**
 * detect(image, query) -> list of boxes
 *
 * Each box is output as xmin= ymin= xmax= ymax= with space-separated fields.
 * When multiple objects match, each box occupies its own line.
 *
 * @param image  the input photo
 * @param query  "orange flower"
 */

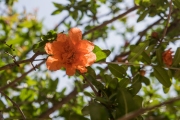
xmin=162 ymin=48 xmax=173 ymax=66
xmin=45 ymin=28 xmax=96 ymax=76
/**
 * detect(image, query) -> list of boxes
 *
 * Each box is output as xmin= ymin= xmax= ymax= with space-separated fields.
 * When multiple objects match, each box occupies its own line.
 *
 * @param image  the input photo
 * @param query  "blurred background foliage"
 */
xmin=1 ymin=0 xmax=180 ymax=120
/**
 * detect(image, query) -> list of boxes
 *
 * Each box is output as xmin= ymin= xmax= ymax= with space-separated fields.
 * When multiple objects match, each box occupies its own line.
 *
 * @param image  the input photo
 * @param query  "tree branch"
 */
xmin=160 ymin=0 xmax=173 ymax=42
xmin=0 ymin=92 xmax=26 ymax=120
xmin=82 ymin=6 xmax=139 ymax=37
xmin=118 ymin=96 xmax=180 ymax=120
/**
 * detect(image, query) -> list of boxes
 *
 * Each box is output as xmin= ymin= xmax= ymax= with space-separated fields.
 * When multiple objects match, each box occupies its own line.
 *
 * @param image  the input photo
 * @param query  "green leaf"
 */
xmin=133 ymin=95 xmax=143 ymax=108
xmin=93 ymin=45 xmax=111 ymax=62
xmin=128 ymin=81 xmax=142 ymax=96
xmin=141 ymin=0 xmax=151 ymax=6
xmin=174 ymin=0 xmax=180 ymax=8
xmin=95 ymin=96 xmax=109 ymax=104
xmin=153 ymin=66 xmax=171 ymax=87
xmin=51 ymin=9 xmax=61 ymax=15
xmin=141 ymin=51 xmax=151 ymax=64
xmin=119 ymin=78 xmax=130 ymax=88
xmin=49 ymin=78 xmax=58 ymax=91
xmin=137 ymin=10 xmax=149 ymax=22
xmin=135 ymin=0 xmax=141 ymax=5
xmin=84 ymin=91 xmax=94 ymax=97
xmin=128 ymin=41 xmax=149 ymax=62
xmin=82 ymin=106 xmax=90 ymax=116
xmin=53 ymin=2 xmax=64 ymax=10
xmin=19 ymin=21 xmax=33 ymax=28
xmin=140 ymin=76 xmax=150 ymax=85
xmin=108 ymin=64 xmax=126 ymax=78
xmin=108 ymin=78 xmax=118 ymax=90
xmin=89 ymin=102 xmax=109 ymax=120
xmin=163 ymin=86 xmax=170 ymax=93
xmin=172 ymin=47 xmax=180 ymax=66
xmin=86 ymin=70 xmax=104 ymax=90
xmin=69 ymin=113 xmax=89 ymax=120
xmin=32 ymin=40 xmax=46 ymax=53
xmin=117 ymin=88 xmax=139 ymax=114
xmin=156 ymin=48 xmax=163 ymax=66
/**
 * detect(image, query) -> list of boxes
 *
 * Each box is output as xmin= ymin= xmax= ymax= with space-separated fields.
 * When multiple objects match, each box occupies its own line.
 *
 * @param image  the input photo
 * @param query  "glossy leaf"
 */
xmin=128 ymin=41 xmax=149 ymax=62
xmin=172 ymin=47 xmax=180 ymax=66
xmin=93 ymin=45 xmax=111 ymax=62
xmin=89 ymin=102 xmax=109 ymax=120
xmin=117 ymin=88 xmax=139 ymax=114
xmin=156 ymin=47 xmax=164 ymax=66
xmin=108 ymin=64 xmax=126 ymax=78
xmin=119 ymin=78 xmax=130 ymax=88
xmin=133 ymin=95 xmax=143 ymax=108
xmin=137 ymin=10 xmax=149 ymax=22
xmin=140 ymin=76 xmax=150 ymax=85
xmin=153 ymin=66 xmax=171 ymax=87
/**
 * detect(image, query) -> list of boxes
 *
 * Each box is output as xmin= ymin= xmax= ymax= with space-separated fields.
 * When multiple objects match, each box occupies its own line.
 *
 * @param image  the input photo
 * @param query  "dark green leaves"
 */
xmin=41 ymin=30 xmax=57 ymax=41
xmin=32 ymin=41 xmax=47 ymax=53
xmin=128 ymin=41 xmax=149 ymax=62
xmin=93 ymin=45 xmax=111 ymax=62
xmin=137 ymin=10 xmax=149 ymax=22
xmin=89 ymin=102 xmax=109 ymax=120
xmin=172 ymin=47 xmax=180 ymax=66
xmin=153 ymin=66 xmax=171 ymax=87
xmin=117 ymin=88 xmax=140 ymax=115
xmin=108 ymin=64 xmax=126 ymax=78
xmin=82 ymin=103 xmax=109 ymax=120
xmin=32 ymin=30 xmax=57 ymax=53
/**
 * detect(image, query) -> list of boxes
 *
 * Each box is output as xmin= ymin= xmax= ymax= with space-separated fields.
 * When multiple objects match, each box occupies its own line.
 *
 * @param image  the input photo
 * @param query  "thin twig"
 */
xmin=160 ymin=0 xmax=173 ymax=43
xmin=82 ymin=6 xmax=139 ymax=37
xmin=136 ymin=17 xmax=163 ymax=44
xmin=118 ymin=96 xmax=180 ymax=120
xmin=0 ymin=92 xmax=26 ymax=120
xmin=0 ymin=52 xmax=45 ymax=71
xmin=53 ymin=15 xmax=69 ymax=30
xmin=81 ymin=73 xmax=98 ymax=96
xmin=0 ymin=60 xmax=45 ymax=92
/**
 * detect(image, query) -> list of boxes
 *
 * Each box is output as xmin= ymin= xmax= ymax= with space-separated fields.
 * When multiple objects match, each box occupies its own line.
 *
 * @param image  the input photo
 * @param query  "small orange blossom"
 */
xmin=162 ymin=48 xmax=173 ymax=66
xmin=45 ymin=28 xmax=96 ymax=76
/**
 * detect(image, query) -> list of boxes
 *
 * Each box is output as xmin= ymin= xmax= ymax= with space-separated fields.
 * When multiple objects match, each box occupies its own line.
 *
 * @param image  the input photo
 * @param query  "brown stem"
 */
xmin=82 ymin=6 xmax=139 ymax=37
xmin=0 ymin=92 xmax=26 ymax=119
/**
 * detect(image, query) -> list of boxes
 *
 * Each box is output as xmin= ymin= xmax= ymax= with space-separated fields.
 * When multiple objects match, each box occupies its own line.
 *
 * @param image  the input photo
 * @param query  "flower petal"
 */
xmin=57 ymin=33 xmax=67 ymax=42
xmin=45 ymin=41 xmax=64 ymax=56
xmin=74 ymin=52 xmax=96 ymax=67
xmin=76 ymin=40 xmax=94 ymax=53
xmin=45 ymin=43 xmax=53 ymax=54
xmin=66 ymin=67 xmax=76 ymax=76
xmin=69 ymin=27 xmax=82 ymax=44
xmin=46 ymin=56 xmax=62 ymax=71
xmin=77 ymin=66 xmax=87 ymax=73
xmin=84 ymin=52 xmax=96 ymax=66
